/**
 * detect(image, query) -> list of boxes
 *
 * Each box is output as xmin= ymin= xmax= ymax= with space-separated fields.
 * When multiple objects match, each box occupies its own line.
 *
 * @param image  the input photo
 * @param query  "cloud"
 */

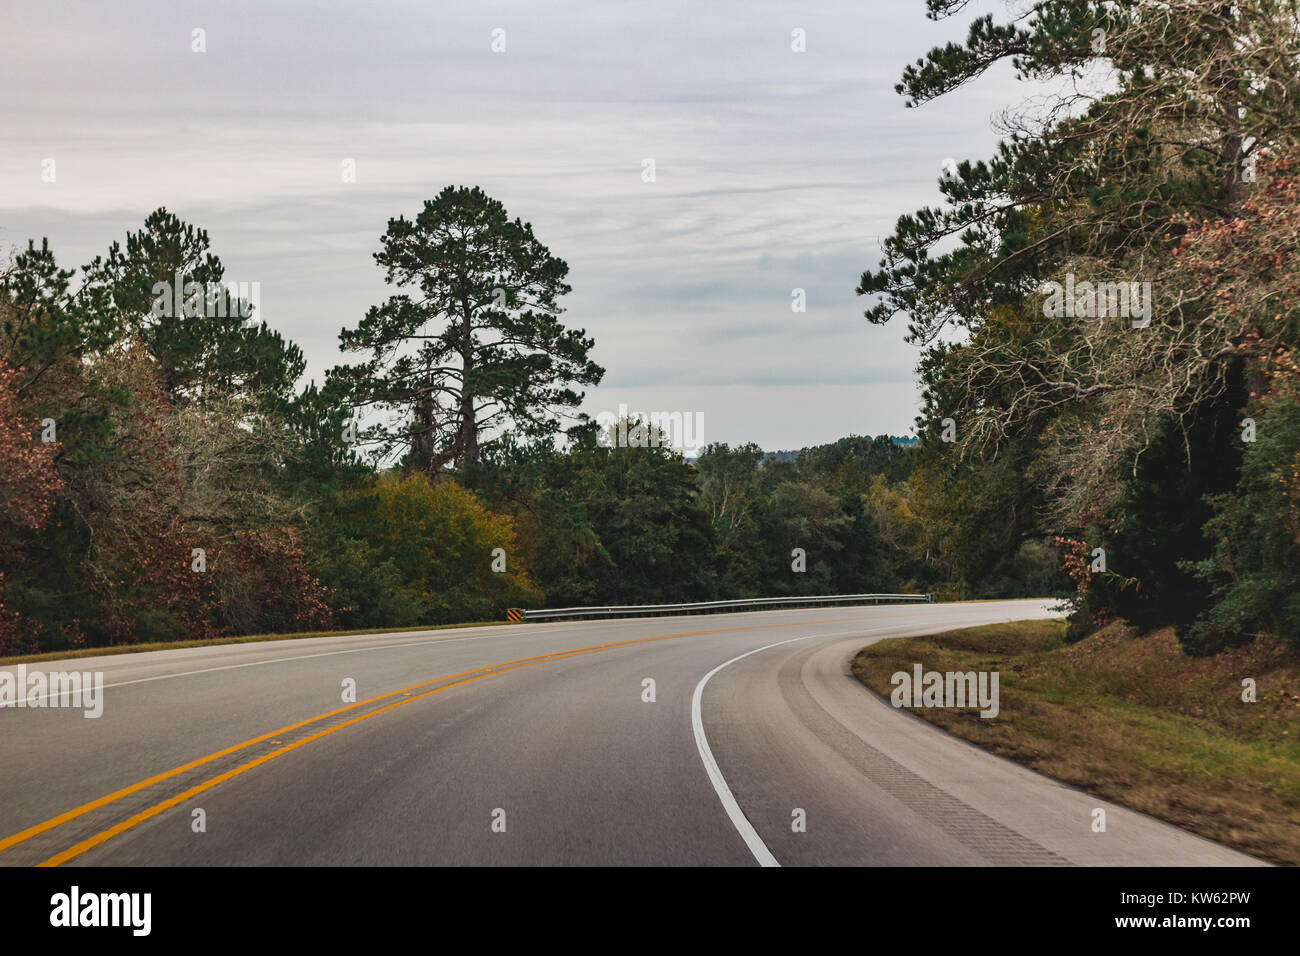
xmin=1 ymin=0 xmax=1023 ymax=448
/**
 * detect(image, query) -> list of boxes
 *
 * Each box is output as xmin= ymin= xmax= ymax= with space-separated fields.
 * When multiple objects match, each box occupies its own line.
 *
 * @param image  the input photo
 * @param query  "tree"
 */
xmin=1170 ymin=148 xmax=1300 ymax=650
xmin=1187 ymin=392 xmax=1300 ymax=651
xmin=857 ymin=1 xmax=1300 ymax=635
xmin=0 ymin=240 xmax=95 ymax=396
xmin=3 ymin=225 xmax=327 ymax=649
xmin=309 ymin=471 xmax=542 ymax=626
xmin=531 ymin=422 xmax=717 ymax=605
xmin=694 ymin=442 xmax=766 ymax=594
xmin=335 ymin=186 xmax=604 ymax=472
xmin=797 ymin=435 xmax=917 ymax=488
xmin=860 ymin=2 xmax=1300 ymax=496
xmin=0 ymin=355 xmax=64 ymax=654
xmin=50 ymin=343 xmax=221 ymax=645
xmin=213 ymin=529 xmax=332 ymax=636
xmin=80 ymin=208 xmax=305 ymax=411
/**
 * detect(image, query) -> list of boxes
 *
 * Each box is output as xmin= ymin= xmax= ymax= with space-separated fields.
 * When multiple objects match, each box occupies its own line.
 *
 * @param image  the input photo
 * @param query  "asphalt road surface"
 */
xmin=0 ymin=600 xmax=1264 ymax=866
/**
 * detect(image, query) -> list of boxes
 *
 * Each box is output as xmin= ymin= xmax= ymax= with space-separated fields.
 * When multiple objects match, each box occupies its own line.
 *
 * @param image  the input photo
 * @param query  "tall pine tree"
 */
xmin=335 ymin=186 xmax=604 ymax=471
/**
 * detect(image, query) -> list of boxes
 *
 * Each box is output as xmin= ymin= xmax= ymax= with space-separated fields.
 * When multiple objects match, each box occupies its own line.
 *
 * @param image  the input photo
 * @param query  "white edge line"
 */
xmin=691 ymin=633 xmax=830 ymax=868
xmin=691 ymin=610 xmax=1056 ymax=866
xmin=2 ymin=629 xmax=532 ymax=701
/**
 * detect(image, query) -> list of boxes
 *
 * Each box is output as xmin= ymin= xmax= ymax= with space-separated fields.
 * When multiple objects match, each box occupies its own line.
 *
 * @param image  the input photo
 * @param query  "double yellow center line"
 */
xmin=2 ymin=612 xmax=898 ymax=866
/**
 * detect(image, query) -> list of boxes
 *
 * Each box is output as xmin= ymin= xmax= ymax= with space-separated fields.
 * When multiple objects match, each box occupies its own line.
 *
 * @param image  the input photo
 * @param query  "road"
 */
xmin=0 ymin=600 xmax=1263 ymax=866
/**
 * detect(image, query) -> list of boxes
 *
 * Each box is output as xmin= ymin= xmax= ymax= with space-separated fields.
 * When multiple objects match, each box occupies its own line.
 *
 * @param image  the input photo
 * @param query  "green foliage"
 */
xmin=3 ymin=187 xmax=1075 ymax=658
xmin=310 ymin=472 xmax=542 ymax=627
xmin=694 ymin=442 xmax=767 ymax=595
xmin=795 ymin=434 xmax=917 ymax=488
xmin=695 ymin=440 xmax=895 ymax=598
xmin=1 ymin=216 xmax=326 ymax=651
xmin=1186 ymin=395 xmax=1300 ymax=653
xmin=334 ymin=186 xmax=604 ymax=471
xmin=539 ymin=428 xmax=717 ymax=605
xmin=1084 ymin=382 xmax=1246 ymax=634
xmin=856 ymin=1 xmax=1300 ymax=649
xmin=80 ymin=208 xmax=305 ymax=411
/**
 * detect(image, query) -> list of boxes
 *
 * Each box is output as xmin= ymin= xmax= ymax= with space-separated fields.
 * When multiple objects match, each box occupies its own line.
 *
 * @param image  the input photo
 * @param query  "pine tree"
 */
xmin=80 ymin=208 xmax=304 ymax=411
xmin=335 ymin=186 xmax=604 ymax=471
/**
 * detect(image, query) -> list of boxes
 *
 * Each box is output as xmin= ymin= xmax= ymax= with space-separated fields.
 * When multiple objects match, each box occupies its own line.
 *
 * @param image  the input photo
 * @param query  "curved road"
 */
xmin=0 ymin=600 xmax=1262 ymax=866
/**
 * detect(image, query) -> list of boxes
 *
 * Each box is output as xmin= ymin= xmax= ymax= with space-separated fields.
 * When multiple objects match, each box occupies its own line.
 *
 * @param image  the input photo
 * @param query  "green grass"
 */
xmin=852 ymin=619 xmax=1300 ymax=865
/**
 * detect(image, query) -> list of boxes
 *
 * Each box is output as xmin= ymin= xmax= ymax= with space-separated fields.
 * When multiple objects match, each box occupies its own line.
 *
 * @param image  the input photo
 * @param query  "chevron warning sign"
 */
xmin=507 ymin=608 xmax=523 ymax=623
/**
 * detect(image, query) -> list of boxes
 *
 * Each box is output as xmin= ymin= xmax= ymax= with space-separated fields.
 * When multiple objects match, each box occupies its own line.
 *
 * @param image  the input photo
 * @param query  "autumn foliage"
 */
xmin=0 ymin=358 xmax=63 ymax=653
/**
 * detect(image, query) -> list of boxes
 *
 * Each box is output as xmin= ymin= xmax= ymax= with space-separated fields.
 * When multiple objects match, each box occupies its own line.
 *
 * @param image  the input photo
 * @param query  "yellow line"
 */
xmin=0 ymin=660 xmax=516 ymax=855
xmin=9 ymin=604 xmax=997 ymax=865
xmin=2 ymin=634 xmax=696 ymax=856
xmin=5 ymin=617 xmax=835 ymax=860
xmin=37 ymin=640 xmax=673 ymax=866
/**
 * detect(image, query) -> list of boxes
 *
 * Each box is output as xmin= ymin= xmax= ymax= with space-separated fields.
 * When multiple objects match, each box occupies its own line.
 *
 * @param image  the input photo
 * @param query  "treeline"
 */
xmin=11 ymin=1 xmax=1298 ymax=659
xmin=464 ymin=430 xmax=1059 ymax=611
xmin=1 ymin=194 xmax=1061 ymax=656
xmin=859 ymin=1 xmax=1300 ymax=653
xmin=0 ymin=210 xmax=548 ymax=654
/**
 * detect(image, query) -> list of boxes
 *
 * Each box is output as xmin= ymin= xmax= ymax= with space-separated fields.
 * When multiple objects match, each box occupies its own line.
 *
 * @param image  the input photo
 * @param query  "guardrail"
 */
xmin=509 ymin=592 xmax=932 ymax=622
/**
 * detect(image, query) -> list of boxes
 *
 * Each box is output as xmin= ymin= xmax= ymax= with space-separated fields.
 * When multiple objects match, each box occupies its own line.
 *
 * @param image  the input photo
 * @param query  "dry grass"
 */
xmin=851 ymin=619 xmax=1300 ymax=865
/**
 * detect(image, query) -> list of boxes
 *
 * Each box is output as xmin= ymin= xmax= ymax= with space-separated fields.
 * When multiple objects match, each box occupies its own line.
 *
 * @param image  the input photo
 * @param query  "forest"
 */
xmin=3 ymin=2 xmax=1298 ymax=661
xmin=1 ymin=194 xmax=1036 ymax=656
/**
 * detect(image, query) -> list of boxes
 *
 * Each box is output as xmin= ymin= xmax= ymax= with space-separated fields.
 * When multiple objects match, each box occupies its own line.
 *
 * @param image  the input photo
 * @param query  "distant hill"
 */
xmin=759 ymin=435 xmax=917 ymax=465
xmin=761 ymin=449 xmax=801 ymax=464
xmin=684 ymin=435 xmax=918 ymax=470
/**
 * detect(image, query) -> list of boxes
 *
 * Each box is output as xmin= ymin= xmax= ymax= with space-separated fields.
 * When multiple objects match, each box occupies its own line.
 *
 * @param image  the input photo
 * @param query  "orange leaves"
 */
xmin=0 ymin=359 xmax=62 ymax=535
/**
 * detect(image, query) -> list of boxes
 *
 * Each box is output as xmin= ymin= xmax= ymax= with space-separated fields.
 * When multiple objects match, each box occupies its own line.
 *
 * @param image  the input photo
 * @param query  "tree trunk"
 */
xmin=456 ymin=299 xmax=477 ymax=469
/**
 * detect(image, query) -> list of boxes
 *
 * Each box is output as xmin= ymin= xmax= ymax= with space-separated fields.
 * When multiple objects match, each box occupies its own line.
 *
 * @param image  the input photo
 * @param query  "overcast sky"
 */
xmin=0 ymin=0 xmax=1024 ymax=452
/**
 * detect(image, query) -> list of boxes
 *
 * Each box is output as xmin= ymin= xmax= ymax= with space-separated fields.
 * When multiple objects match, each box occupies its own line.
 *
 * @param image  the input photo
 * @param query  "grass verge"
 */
xmin=0 ymin=619 xmax=507 ymax=667
xmin=851 ymin=619 xmax=1300 ymax=865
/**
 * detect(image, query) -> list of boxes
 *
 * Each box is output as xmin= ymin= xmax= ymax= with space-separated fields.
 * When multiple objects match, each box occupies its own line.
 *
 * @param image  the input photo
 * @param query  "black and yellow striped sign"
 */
xmin=506 ymin=608 xmax=523 ymax=623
